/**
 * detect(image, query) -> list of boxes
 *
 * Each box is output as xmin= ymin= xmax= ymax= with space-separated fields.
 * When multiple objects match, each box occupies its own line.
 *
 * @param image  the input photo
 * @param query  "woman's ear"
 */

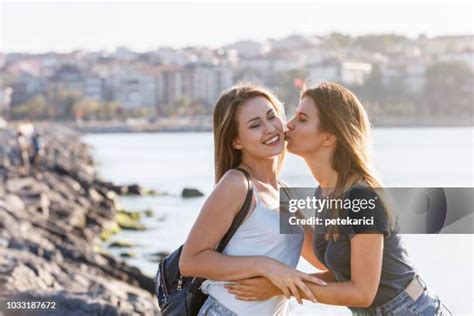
xmin=233 ymin=137 xmax=243 ymax=150
xmin=323 ymin=133 xmax=337 ymax=147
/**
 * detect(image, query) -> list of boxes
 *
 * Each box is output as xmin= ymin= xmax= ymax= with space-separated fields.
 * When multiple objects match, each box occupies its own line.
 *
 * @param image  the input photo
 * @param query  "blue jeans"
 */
xmin=351 ymin=289 xmax=451 ymax=316
xmin=198 ymin=295 xmax=237 ymax=316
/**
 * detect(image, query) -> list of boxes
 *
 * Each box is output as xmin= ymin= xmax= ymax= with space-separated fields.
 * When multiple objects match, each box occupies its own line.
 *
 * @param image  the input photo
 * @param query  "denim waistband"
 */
xmin=377 ymin=290 xmax=416 ymax=314
xmin=352 ymin=290 xmax=415 ymax=315
xmin=198 ymin=295 xmax=237 ymax=316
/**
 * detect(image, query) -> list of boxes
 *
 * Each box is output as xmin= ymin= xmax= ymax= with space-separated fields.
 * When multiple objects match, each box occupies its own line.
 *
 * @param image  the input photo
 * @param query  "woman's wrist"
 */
xmin=255 ymin=256 xmax=278 ymax=277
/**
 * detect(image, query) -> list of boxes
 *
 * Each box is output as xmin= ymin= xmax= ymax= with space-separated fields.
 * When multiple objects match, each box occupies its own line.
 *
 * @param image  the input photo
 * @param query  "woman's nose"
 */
xmin=287 ymin=119 xmax=295 ymax=131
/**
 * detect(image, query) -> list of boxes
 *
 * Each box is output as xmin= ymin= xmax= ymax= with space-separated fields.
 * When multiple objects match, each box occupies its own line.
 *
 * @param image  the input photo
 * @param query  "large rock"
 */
xmin=0 ymin=125 xmax=160 ymax=315
xmin=182 ymin=187 xmax=204 ymax=198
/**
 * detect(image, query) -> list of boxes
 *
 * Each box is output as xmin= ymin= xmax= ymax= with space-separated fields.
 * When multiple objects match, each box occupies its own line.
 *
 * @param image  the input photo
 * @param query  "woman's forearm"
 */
xmin=304 ymin=234 xmax=382 ymax=307
xmin=303 ymin=281 xmax=376 ymax=308
xmin=180 ymin=250 xmax=271 ymax=281
xmin=257 ymin=272 xmax=353 ymax=303
xmin=261 ymin=274 xmax=373 ymax=306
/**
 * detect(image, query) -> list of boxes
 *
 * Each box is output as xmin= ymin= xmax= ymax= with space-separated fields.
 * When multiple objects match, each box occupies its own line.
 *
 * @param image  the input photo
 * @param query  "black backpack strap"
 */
xmin=278 ymin=180 xmax=292 ymax=201
xmin=189 ymin=167 xmax=253 ymax=291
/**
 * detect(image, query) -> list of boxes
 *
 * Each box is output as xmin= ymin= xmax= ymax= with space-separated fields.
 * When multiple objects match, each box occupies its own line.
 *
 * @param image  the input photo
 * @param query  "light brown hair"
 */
xmin=301 ymin=82 xmax=390 ymax=240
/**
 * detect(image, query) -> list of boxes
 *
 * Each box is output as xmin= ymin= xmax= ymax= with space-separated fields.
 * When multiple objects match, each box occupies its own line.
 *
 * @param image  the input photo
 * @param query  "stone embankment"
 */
xmin=0 ymin=125 xmax=160 ymax=315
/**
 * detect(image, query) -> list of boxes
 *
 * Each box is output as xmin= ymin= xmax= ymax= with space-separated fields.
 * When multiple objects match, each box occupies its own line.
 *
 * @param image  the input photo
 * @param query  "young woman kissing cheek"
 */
xmin=285 ymin=96 xmax=334 ymax=159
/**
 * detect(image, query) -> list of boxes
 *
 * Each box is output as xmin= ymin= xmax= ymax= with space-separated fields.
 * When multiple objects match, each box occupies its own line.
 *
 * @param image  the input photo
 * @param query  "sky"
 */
xmin=1 ymin=0 xmax=473 ymax=53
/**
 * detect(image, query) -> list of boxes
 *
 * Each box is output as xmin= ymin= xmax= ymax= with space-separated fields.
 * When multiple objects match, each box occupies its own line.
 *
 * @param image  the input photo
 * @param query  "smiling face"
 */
xmin=233 ymin=96 xmax=285 ymax=159
xmin=286 ymin=96 xmax=333 ymax=158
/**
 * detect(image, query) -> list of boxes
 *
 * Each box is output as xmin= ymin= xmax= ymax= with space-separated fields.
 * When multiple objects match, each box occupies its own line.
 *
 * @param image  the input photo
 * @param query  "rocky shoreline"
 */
xmin=0 ymin=125 xmax=161 ymax=315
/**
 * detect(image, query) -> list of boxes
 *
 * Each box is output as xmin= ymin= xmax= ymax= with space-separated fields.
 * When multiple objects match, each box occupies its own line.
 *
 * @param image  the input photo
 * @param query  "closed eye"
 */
xmin=297 ymin=113 xmax=307 ymax=122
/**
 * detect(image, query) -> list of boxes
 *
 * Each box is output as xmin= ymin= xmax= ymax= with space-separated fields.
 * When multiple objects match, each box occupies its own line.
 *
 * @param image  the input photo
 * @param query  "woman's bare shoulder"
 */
xmin=214 ymin=169 xmax=250 ymax=197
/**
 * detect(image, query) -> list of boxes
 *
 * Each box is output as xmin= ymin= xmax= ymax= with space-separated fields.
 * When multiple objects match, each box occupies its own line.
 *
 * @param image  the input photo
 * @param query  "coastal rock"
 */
xmin=125 ymin=184 xmax=145 ymax=195
xmin=146 ymin=251 xmax=170 ymax=263
xmin=2 ymin=251 xmax=157 ymax=315
xmin=93 ymin=180 xmax=156 ymax=197
xmin=182 ymin=187 xmax=204 ymax=198
xmin=0 ymin=125 xmax=160 ymax=315
xmin=109 ymin=240 xmax=135 ymax=248
xmin=116 ymin=210 xmax=146 ymax=231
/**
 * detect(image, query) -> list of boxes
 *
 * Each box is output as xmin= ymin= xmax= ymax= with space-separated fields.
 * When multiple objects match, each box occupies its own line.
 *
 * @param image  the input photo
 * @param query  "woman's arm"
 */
xmin=227 ymin=234 xmax=383 ymax=307
xmin=300 ymin=233 xmax=383 ymax=307
xmin=179 ymin=170 xmax=264 ymax=280
xmin=300 ymin=226 xmax=328 ymax=271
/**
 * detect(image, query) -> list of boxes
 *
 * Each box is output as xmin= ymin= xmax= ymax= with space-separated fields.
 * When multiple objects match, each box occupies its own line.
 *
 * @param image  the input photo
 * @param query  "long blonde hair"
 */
xmin=301 ymin=82 xmax=389 ymax=240
xmin=213 ymin=84 xmax=285 ymax=183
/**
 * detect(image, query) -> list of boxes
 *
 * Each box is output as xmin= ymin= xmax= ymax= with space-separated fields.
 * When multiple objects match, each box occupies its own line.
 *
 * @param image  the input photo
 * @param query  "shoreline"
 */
xmin=0 ymin=125 xmax=161 ymax=315
xmin=74 ymin=116 xmax=473 ymax=134
xmin=3 ymin=116 xmax=471 ymax=134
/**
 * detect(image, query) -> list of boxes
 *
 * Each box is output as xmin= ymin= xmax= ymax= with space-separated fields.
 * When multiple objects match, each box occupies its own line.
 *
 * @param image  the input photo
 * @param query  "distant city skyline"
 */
xmin=1 ymin=1 xmax=473 ymax=53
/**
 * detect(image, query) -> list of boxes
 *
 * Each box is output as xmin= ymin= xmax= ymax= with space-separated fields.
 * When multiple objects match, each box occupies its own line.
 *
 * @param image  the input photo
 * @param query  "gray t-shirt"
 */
xmin=312 ymin=185 xmax=416 ymax=309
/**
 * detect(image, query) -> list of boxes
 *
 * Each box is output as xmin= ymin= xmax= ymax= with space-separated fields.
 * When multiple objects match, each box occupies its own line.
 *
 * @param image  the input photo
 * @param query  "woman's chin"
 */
xmin=264 ymin=143 xmax=285 ymax=157
xmin=272 ymin=146 xmax=285 ymax=156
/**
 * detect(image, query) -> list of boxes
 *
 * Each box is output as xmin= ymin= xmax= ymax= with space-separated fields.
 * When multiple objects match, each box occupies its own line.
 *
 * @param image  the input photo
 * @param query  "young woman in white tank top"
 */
xmin=179 ymin=84 xmax=327 ymax=315
xmin=201 ymin=177 xmax=304 ymax=315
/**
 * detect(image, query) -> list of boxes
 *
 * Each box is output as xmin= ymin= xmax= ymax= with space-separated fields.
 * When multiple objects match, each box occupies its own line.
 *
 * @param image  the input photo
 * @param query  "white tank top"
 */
xmin=201 ymin=182 xmax=304 ymax=315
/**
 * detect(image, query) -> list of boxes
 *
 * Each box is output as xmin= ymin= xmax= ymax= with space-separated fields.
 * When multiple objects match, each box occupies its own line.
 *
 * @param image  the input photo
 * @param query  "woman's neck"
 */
xmin=304 ymin=152 xmax=338 ymax=190
xmin=240 ymin=156 xmax=279 ymax=187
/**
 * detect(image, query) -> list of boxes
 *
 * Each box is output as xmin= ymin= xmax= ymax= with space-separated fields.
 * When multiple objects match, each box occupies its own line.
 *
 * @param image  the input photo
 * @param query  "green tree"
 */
xmin=174 ymin=96 xmax=192 ymax=115
xmin=189 ymin=101 xmax=210 ymax=115
xmin=97 ymin=101 xmax=122 ymax=120
xmin=125 ymin=106 xmax=154 ymax=118
xmin=157 ymin=103 xmax=177 ymax=116
xmin=11 ymin=95 xmax=53 ymax=120
xmin=353 ymin=34 xmax=409 ymax=53
xmin=47 ymin=89 xmax=82 ymax=119
xmin=324 ymin=32 xmax=353 ymax=49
